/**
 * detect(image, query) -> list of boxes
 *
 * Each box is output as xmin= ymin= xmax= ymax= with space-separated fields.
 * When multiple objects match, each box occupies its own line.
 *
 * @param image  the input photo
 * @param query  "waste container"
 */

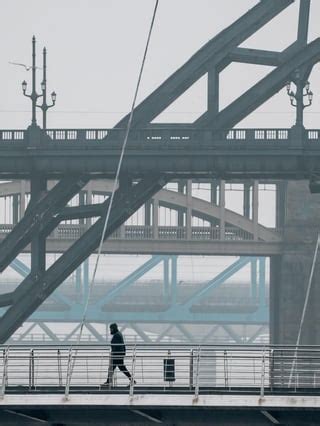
xmin=163 ymin=358 xmax=175 ymax=382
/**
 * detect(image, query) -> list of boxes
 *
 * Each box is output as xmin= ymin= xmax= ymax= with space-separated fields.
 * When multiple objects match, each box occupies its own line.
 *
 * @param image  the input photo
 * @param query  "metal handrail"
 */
xmin=0 ymin=344 xmax=319 ymax=398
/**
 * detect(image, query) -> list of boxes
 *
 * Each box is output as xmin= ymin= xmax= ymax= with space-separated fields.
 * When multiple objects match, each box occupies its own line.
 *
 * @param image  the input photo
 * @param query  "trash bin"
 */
xmin=164 ymin=358 xmax=175 ymax=382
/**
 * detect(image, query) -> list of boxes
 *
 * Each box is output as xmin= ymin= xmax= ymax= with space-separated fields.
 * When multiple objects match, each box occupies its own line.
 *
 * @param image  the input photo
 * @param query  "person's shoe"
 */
xmin=100 ymin=381 xmax=111 ymax=387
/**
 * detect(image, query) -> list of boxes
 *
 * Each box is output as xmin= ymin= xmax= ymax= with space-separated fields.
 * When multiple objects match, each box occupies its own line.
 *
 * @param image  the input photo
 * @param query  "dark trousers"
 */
xmin=107 ymin=355 xmax=131 ymax=383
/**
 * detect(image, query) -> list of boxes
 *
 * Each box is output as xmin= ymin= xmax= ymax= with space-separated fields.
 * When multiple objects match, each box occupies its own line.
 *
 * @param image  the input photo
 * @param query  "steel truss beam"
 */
xmin=116 ymin=0 xmax=293 ymax=128
xmin=0 ymin=175 xmax=166 ymax=343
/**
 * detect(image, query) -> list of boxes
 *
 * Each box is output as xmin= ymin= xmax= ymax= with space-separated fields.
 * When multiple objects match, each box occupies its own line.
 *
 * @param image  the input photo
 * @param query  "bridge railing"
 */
xmin=0 ymin=223 xmax=259 ymax=242
xmin=1 ymin=127 xmax=320 ymax=145
xmin=0 ymin=344 xmax=319 ymax=398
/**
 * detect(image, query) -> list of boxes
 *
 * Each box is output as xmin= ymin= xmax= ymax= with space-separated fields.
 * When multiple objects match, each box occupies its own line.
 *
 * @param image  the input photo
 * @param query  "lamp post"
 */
xmin=22 ymin=36 xmax=56 ymax=130
xmin=286 ymin=72 xmax=313 ymax=129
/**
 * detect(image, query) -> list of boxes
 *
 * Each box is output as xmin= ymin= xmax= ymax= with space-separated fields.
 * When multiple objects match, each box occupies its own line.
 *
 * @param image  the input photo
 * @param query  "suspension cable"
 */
xmin=76 ymin=0 xmax=160 ymax=343
xmin=288 ymin=233 xmax=320 ymax=386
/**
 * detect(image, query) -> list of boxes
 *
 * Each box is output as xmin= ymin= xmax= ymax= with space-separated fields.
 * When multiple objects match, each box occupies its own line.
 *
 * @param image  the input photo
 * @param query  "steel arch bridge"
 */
xmin=0 ymin=0 xmax=319 ymax=348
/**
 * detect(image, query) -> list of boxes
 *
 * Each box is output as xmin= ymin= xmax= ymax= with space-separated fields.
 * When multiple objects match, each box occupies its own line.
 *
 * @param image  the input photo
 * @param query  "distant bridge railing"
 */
xmin=0 ymin=223 xmax=261 ymax=242
xmin=0 ymin=128 xmax=320 ymax=145
xmin=0 ymin=344 xmax=319 ymax=398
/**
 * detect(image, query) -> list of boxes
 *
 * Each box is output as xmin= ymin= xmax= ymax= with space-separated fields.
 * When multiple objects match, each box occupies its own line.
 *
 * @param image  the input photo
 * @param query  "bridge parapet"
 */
xmin=0 ymin=344 xmax=319 ymax=399
xmin=0 ymin=127 xmax=319 ymax=146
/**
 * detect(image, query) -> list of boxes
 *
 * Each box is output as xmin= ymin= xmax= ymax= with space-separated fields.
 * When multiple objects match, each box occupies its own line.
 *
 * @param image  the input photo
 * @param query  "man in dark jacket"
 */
xmin=102 ymin=323 xmax=134 ymax=386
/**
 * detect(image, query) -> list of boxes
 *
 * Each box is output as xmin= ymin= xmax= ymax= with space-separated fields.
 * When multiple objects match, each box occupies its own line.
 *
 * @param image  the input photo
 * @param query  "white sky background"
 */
xmin=0 ymin=0 xmax=319 ymax=129
xmin=0 ymin=1 xmax=318 ymax=285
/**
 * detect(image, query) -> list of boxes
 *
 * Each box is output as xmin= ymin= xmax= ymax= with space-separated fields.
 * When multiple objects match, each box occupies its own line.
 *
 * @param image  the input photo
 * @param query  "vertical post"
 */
xmin=29 ymin=349 xmax=35 ymax=389
xmin=30 ymin=176 xmax=47 ymax=274
xmin=243 ymin=182 xmax=251 ymax=219
xmin=130 ymin=345 xmax=136 ymax=398
xmin=1 ymin=348 xmax=9 ymax=399
xmin=153 ymin=198 xmax=159 ymax=239
xmin=83 ymin=259 xmax=89 ymax=304
xmin=20 ymin=180 xmax=26 ymax=218
xmin=163 ymin=257 xmax=169 ymax=304
xmin=252 ymin=180 xmax=259 ymax=240
xmin=75 ymin=265 xmax=82 ymax=295
xmin=207 ymin=66 xmax=219 ymax=116
xmin=171 ymin=256 xmax=177 ymax=305
xmin=12 ymin=194 xmax=19 ymax=225
xmin=276 ymin=182 xmax=286 ymax=229
xmin=194 ymin=346 xmax=201 ymax=400
xmin=219 ymin=180 xmax=225 ymax=240
xmin=251 ymin=258 xmax=257 ymax=300
xmin=297 ymin=0 xmax=310 ymax=46
xmin=57 ymin=349 xmax=62 ymax=387
xmin=86 ymin=182 xmax=93 ymax=229
xmin=260 ymin=348 xmax=266 ymax=398
xmin=223 ymin=349 xmax=228 ymax=388
xmin=186 ymin=180 xmax=192 ymax=240
xmin=31 ymin=36 xmax=37 ymax=126
xmin=259 ymin=258 xmax=266 ymax=307
xmin=64 ymin=347 xmax=73 ymax=400
xmin=189 ymin=349 xmax=194 ymax=389
xmin=42 ymin=47 xmax=47 ymax=130
xmin=177 ymin=181 xmax=185 ymax=228
xmin=295 ymin=80 xmax=304 ymax=128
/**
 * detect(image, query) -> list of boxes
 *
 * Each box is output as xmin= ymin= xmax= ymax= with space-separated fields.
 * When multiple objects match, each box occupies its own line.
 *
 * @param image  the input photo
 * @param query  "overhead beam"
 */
xmin=57 ymin=203 xmax=104 ymax=221
xmin=229 ymin=48 xmax=281 ymax=66
xmin=116 ymin=0 xmax=293 ymax=128
xmin=196 ymin=38 xmax=320 ymax=128
xmin=0 ymin=175 xmax=166 ymax=343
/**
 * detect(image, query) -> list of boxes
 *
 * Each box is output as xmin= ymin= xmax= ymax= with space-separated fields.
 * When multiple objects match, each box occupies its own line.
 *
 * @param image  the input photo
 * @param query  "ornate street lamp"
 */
xmin=21 ymin=36 xmax=56 ymax=130
xmin=286 ymin=73 xmax=313 ymax=128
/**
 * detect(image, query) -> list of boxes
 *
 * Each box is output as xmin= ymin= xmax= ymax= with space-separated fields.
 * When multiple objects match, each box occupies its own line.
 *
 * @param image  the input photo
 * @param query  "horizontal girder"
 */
xmin=0 ymin=128 xmax=320 ymax=179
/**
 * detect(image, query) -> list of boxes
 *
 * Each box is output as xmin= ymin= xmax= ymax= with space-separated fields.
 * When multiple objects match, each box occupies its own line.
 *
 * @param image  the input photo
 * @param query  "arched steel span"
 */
xmin=0 ymin=0 xmax=315 ymax=345
xmin=0 ymin=180 xmax=281 ymax=257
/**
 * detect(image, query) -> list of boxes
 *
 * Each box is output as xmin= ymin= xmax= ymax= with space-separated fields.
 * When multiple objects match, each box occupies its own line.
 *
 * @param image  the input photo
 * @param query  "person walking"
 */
xmin=102 ymin=323 xmax=135 ymax=387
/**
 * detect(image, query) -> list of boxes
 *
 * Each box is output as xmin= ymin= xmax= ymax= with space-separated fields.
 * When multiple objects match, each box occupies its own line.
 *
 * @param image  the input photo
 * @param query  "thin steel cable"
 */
xmin=77 ymin=0 xmax=160 ymax=343
xmin=288 ymin=233 xmax=320 ymax=387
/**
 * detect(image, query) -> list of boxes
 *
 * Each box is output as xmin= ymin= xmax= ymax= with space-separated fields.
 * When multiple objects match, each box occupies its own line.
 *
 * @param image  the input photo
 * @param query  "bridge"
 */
xmin=1 ymin=0 xmax=320 ymax=423
xmin=0 ymin=344 xmax=319 ymax=424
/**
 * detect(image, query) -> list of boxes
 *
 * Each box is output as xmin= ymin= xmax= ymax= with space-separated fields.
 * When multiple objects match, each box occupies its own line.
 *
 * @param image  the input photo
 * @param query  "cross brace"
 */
xmin=116 ymin=0 xmax=292 ymax=128
xmin=0 ymin=175 xmax=166 ymax=343
xmin=0 ymin=176 xmax=88 ymax=272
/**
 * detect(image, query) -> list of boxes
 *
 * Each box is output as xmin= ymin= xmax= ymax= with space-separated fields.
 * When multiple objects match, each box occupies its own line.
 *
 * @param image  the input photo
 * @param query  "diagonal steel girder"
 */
xmin=0 ymin=175 xmax=166 ymax=343
xmin=116 ymin=0 xmax=293 ymax=129
xmin=0 ymin=175 xmax=88 ymax=272
xmin=196 ymin=37 xmax=320 ymax=128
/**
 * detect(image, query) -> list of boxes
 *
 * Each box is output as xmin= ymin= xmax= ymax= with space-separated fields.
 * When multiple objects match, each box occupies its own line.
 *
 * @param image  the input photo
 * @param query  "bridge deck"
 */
xmin=1 ymin=128 xmax=320 ymax=178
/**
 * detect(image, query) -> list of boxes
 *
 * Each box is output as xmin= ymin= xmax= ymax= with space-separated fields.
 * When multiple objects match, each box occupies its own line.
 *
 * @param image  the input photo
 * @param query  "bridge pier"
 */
xmin=270 ymin=181 xmax=320 ymax=344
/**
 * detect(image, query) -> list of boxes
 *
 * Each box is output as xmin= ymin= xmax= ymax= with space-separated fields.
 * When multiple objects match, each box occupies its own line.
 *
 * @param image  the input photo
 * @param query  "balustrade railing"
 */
xmin=0 ymin=344 xmax=319 ymax=398
xmin=0 ymin=223 xmax=273 ymax=242
xmin=0 ymin=127 xmax=320 ymax=145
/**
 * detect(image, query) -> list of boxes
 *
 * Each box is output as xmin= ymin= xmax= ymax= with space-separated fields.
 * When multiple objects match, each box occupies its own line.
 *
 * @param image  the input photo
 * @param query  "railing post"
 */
xmin=64 ymin=347 xmax=74 ymax=401
xmin=189 ymin=349 xmax=194 ymax=389
xmin=57 ymin=349 xmax=62 ymax=387
xmin=29 ymin=349 xmax=34 ymax=389
xmin=130 ymin=345 xmax=137 ymax=398
xmin=194 ymin=346 xmax=201 ymax=400
xmin=260 ymin=348 xmax=266 ymax=398
xmin=1 ymin=347 xmax=9 ymax=399
xmin=223 ymin=349 xmax=229 ymax=388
